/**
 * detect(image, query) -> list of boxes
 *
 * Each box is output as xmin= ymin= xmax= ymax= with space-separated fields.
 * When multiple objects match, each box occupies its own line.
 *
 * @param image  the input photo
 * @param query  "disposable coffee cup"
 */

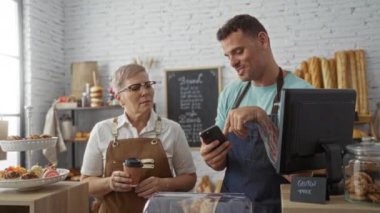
xmin=123 ymin=157 xmax=143 ymax=186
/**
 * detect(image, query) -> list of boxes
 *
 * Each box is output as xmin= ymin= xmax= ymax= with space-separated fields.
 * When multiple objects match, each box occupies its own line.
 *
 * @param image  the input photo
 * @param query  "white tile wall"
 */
xmin=24 ymin=0 xmax=380 ymax=189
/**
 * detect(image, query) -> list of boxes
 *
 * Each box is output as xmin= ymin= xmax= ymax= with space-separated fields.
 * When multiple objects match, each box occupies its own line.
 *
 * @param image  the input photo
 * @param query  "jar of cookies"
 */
xmin=344 ymin=142 xmax=380 ymax=206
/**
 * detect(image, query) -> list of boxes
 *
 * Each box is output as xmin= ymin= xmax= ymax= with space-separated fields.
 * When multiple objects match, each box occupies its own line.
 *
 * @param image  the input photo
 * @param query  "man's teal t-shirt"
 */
xmin=215 ymin=72 xmax=313 ymax=129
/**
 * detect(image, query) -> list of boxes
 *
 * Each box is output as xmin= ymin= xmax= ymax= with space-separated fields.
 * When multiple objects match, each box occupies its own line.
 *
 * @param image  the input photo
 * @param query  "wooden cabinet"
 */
xmin=0 ymin=181 xmax=89 ymax=213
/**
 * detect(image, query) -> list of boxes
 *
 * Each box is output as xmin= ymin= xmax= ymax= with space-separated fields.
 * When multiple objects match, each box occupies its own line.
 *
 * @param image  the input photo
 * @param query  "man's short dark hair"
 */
xmin=217 ymin=14 xmax=267 ymax=41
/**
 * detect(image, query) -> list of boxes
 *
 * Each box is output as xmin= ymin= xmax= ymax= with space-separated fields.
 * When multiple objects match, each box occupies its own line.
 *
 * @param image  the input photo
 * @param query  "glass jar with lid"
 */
xmin=343 ymin=142 xmax=380 ymax=206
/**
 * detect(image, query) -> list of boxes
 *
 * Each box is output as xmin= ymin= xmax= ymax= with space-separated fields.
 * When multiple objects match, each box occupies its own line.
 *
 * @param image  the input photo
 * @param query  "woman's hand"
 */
xmin=135 ymin=176 xmax=168 ymax=199
xmin=108 ymin=170 xmax=134 ymax=192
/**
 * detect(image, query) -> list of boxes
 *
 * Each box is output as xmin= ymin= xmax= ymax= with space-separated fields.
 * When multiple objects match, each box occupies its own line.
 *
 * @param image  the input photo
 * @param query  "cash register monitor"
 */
xmin=275 ymin=89 xmax=356 ymax=193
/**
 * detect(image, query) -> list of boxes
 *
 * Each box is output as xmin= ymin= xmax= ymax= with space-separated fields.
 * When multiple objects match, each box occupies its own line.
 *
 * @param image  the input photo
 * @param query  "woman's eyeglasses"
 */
xmin=118 ymin=81 xmax=156 ymax=94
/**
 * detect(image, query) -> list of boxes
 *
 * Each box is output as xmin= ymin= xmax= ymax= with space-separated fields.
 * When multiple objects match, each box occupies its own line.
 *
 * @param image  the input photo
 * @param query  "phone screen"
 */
xmin=199 ymin=125 xmax=227 ymax=144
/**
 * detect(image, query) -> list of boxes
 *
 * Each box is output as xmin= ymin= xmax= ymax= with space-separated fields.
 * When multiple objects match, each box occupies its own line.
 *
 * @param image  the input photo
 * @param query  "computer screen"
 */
xmin=275 ymin=89 xmax=356 ymax=177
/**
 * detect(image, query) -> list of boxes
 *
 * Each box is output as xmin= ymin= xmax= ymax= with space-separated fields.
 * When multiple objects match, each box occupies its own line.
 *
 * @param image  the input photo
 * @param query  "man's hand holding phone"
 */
xmin=199 ymin=125 xmax=231 ymax=171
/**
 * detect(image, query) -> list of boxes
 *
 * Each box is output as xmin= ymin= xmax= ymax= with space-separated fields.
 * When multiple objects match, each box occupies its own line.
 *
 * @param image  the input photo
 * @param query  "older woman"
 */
xmin=80 ymin=64 xmax=196 ymax=213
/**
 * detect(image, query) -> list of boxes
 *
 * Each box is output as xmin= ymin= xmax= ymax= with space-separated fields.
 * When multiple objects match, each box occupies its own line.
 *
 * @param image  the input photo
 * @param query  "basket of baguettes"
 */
xmin=294 ymin=49 xmax=372 ymax=139
xmin=294 ymin=49 xmax=370 ymax=118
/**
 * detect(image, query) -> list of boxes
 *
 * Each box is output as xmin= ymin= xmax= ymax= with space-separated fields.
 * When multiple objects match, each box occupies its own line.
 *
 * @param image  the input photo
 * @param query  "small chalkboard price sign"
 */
xmin=164 ymin=67 xmax=221 ymax=147
xmin=290 ymin=176 xmax=327 ymax=204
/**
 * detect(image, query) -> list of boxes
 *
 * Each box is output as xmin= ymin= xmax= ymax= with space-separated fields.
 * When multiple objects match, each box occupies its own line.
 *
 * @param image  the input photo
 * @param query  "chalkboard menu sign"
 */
xmin=165 ymin=67 xmax=221 ymax=147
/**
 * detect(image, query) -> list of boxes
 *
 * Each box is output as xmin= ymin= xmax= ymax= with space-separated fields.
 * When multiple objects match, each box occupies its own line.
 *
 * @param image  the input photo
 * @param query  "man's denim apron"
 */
xmin=221 ymin=69 xmax=288 ymax=213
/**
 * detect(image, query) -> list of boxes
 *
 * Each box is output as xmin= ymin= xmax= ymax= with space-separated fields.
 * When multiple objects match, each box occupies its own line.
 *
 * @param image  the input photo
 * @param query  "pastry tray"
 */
xmin=0 ymin=168 xmax=69 ymax=191
xmin=0 ymin=137 xmax=58 ymax=151
xmin=143 ymin=192 xmax=252 ymax=213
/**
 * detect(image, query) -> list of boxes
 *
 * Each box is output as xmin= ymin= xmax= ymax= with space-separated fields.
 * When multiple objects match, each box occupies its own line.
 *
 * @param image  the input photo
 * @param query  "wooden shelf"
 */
xmin=355 ymin=113 xmax=372 ymax=124
xmin=65 ymin=139 xmax=88 ymax=143
xmin=56 ymin=105 xmax=122 ymax=111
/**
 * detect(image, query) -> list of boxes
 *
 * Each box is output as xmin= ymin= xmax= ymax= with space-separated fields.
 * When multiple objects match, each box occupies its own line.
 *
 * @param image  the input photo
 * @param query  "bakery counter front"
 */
xmin=144 ymin=192 xmax=252 ymax=213
xmin=0 ymin=181 xmax=89 ymax=213
xmin=281 ymin=184 xmax=379 ymax=213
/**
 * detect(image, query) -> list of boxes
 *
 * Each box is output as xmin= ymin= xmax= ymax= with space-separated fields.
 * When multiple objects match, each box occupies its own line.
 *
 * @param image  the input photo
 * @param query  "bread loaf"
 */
xmin=348 ymin=51 xmax=359 ymax=112
xmin=328 ymin=59 xmax=337 ymax=88
xmin=196 ymin=175 xmax=212 ymax=193
xmin=304 ymin=73 xmax=312 ymax=85
xmin=308 ymin=57 xmax=323 ymax=88
xmin=355 ymin=49 xmax=369 ymax=115
xmin=214 ymin=180 xmax=223 ymax=193
xmin=335 ymin=51 xmax=349 ymax=88
xmin=321 ymin=58 xmax=333 ymax=88
xmin=301 ymin=61 xmax=308 ymax=75
xmin=294 ymin=69 xmax=302 ymax=78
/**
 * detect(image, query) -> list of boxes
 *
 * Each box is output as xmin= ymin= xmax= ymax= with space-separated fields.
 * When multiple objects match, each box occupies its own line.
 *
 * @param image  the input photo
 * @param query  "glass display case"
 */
xmin=143 ymin=192 xmax=252 ymax=213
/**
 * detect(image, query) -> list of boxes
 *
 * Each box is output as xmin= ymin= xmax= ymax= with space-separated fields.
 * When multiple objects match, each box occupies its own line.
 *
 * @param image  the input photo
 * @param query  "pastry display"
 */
xmin=6 ymin=135 xmax=23 ymax=140
xmin=26 ymin=134 xmax=41 ymax=139
xmin=196 ymin=175 xmax=212 ymax=193
xmin=344 ymin=159 xmax=380 ymax=204
xmin=4 ymin=134 xmax=52 ymax=141
xmin=74 ymin=131 xmax=90 ymax=141
xmin=1 ymin=166 xmax=27 ymax=179
xmin=66 ymin=168 xmax=81 ymax=181
xmin=4 ymin=171 xmax=21 ymax=179
xmin=42 ymin=165 xmax=60 ymax=178
xmin=90 ymin=86 xmax=104 ymax=107
xmin=40 ymin=134 xmax=53 ymax=138
xmin=20 ymin=172 xmax=39 ymax=180
xmin=0 ymin=164 xmax=60 ymax=181
xmin=0 ymin=106 xmax=66 ymax=190
xmin=30 ymin=164 xmax=44 ymax=177
xmin=180 ymin=196 xmax=219 ymax=213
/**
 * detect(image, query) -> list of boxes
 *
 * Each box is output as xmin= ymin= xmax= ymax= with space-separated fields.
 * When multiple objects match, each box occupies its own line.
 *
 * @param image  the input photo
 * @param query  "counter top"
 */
xmin=0 ymin=181 xmax=89 ymax=213
xmin=281 ymin=184 xmax=379 ymax=213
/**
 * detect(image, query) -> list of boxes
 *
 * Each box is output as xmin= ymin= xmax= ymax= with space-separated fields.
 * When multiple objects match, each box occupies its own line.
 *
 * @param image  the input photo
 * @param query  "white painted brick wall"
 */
xmin=25 ymin=0 xmax=380 ymax=188
xmin=24 ymin=0 xmax=65 ymax=134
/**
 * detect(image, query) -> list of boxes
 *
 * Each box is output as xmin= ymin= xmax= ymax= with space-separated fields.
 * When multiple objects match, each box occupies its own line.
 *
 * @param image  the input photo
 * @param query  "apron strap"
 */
xmin=154 ymin=116 xmax=162 ymax=138
xmin=112 ymin=117 xmax=118 ymax=147
xmin=111 ymin=115 xmax=162 ymax=145
xmin=270 ymin=67 xmax=284 ymax=126
xmin=232 ymin=81 xmax=251 ymax=109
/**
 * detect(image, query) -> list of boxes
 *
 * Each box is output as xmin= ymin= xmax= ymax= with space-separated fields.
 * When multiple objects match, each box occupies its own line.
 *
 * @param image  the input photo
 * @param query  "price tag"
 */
xmin=290 ymin=176 xmax=327 ymax=204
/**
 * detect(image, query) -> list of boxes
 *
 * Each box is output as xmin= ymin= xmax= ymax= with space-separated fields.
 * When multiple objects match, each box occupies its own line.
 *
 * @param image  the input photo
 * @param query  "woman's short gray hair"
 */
xmin=112 ymin=64 xmax=147 ymax=92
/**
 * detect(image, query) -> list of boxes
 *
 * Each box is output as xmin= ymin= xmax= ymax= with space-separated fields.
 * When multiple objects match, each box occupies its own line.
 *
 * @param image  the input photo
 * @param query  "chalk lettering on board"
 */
xmin=165 ymin=67 xmax=220 ymax=147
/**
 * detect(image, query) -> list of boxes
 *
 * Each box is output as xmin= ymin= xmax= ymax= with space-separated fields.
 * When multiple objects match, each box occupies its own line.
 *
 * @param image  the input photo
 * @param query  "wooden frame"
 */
xmin=163 ymin=66 xmax=222 ymax=147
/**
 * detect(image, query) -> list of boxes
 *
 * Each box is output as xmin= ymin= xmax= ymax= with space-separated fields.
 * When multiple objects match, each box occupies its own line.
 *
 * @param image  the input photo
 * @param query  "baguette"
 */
xmin=348 ymin=51 xmax=359 ymax=112
xmin=294 ymin=68 xmax=302 ymax=78
xmin=195 ymin=176 xmax=212 ymax=193
xmin=304 ymin=72 xmax=312 ymax=85
xmin=308 ymin=57 xmax=323 ymax=88
xmin=355 ymin=49 xmax=369 ymax=115
xmin=335 ymin=51 xmax=349 ymax=89
xmin=301 ymin=61 xmax=308 ymax=75
xmin=328 ymin=59 xmax=337 ymax=88
xmin=321 ymin=58 xmax=332 ymax=88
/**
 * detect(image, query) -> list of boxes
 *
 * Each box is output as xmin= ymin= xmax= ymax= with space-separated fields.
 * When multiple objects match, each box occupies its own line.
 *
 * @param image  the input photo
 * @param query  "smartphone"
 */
xmin=199 ymin=125 xmax=227 ymax=145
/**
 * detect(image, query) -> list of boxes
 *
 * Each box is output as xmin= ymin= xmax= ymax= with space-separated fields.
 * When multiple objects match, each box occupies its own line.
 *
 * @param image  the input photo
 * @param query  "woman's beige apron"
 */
xmin=98 ymin=117 xmax=173 ymax=213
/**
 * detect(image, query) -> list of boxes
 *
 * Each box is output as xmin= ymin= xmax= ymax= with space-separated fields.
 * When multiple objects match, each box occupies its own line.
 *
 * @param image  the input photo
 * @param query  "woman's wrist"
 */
xmin=160 ymin=178 xmax=171 ymax=191
xmin=107 ymin=176 xmax=114 ymax=193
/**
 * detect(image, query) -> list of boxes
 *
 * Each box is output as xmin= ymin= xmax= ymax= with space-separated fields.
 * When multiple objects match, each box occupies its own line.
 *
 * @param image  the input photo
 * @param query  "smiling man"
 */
xmin=200 ymin=14 xmax=312 ymax=213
